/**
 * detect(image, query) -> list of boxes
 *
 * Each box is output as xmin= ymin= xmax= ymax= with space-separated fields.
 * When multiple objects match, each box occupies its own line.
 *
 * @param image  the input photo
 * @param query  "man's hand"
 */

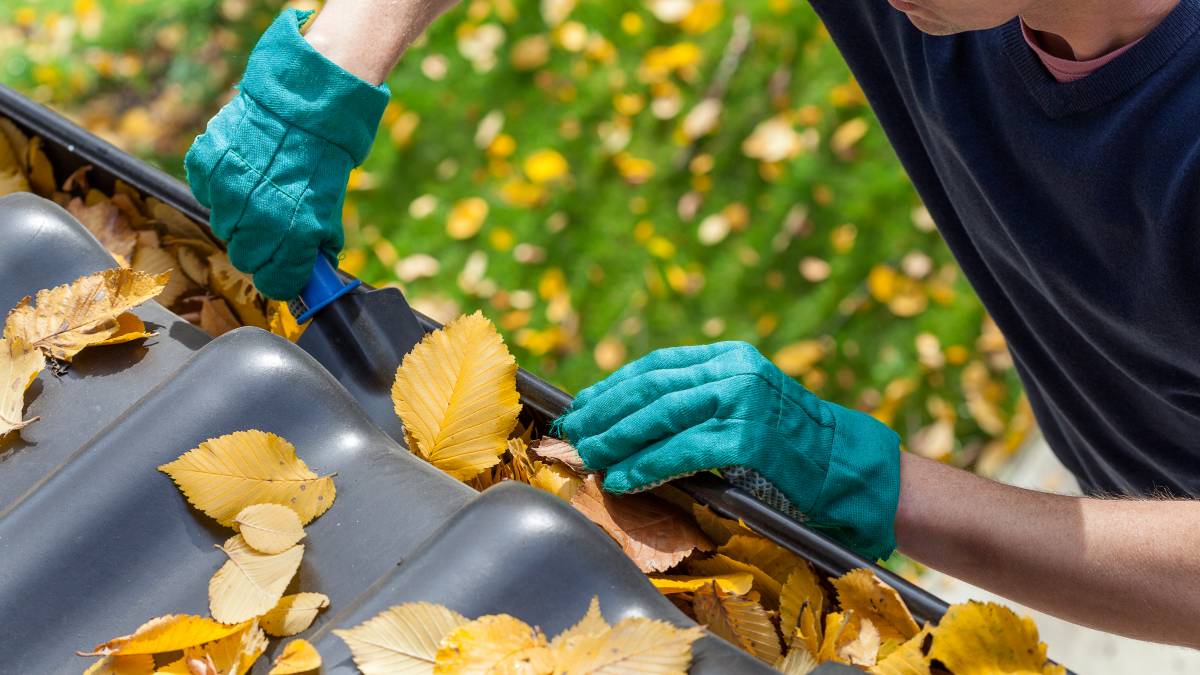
xmin=555 ymin=341 xmax=902 ymax=560
xmin=185 ymin=9 xmax=389 ymax=300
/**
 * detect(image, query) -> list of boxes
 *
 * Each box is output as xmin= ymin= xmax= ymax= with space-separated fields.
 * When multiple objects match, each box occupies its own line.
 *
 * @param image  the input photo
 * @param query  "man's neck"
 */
xmin=1022 ymin=0 xmax=1180 ymax=60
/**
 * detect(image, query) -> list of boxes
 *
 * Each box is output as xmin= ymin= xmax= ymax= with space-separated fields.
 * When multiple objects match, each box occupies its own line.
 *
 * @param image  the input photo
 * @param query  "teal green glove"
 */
xmin=555 ymin=341 xmax=902 ymax=560
xmin=185 ymin=9 xmax=389 ymax=300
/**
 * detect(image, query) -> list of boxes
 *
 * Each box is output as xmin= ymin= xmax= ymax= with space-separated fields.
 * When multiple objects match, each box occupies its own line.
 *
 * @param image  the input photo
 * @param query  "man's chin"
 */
xmin=905 ymin=14 xmax=964 ymax=36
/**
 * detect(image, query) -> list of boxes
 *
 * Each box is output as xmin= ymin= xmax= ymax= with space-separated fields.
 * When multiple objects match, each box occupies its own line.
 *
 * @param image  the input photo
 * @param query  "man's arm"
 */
xmin=303 ymin=0 xmax=457 ymax=85
xmin=896 ymin=453 xmax=1200 ymax=648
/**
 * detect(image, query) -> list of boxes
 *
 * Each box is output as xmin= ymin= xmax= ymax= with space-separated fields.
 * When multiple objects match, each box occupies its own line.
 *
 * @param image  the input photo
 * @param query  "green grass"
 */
xmin=0 ymin=0 xmax=1028 ymax=472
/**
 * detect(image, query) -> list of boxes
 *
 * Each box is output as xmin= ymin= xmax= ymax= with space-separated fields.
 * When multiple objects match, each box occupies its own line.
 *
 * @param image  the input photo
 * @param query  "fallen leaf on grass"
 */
xmin=693 ymin=581 xmax=781 ymax=663
xmin=434 ymin=614 xmax=553 ymax=673
xmin=0 ymin=337 xmax=43 ymax=437
xmin=927 ymin=602 xmax=1064 ymax=675
xmin=570 ymin=474 xmax=713 ymax=573
xmin=833 ymin=568 xmax=920 ymax=642
xmin=80 ymin=614 xmax=248 ymax=656
xmin=234 ymin=503 xmax=306 ymax=554
xmin=209 ymin=535 xmax=304 ymax=624
xmin=4 ymin=268 xmax=167 ymax=361
xmin=528 ymin=437 xmax=586 ymax=472
xmin=334 ymin=602 xmax=468 ymax=674
xmin=261 ymin=592 xmax=331 ymax=637
xmin=158 ymin=429 xmax=335 ymax=526
xmin=391 ymin=311 xmax=521 ymax=481
xmin=269 ymin=638 xmax=322 ymax=674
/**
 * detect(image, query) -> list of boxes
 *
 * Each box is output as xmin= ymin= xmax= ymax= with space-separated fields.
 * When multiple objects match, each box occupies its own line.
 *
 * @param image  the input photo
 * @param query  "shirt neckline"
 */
xmin=1020 ymin=19 xmax=1145 ymax=83
xmin=1000 ymin=0 xmax=1200 ymax=118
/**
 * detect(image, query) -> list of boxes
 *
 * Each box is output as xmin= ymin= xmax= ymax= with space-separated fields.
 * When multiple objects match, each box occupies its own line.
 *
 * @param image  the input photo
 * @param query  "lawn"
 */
xmin=0 ymin=0 xmax=1030 ymax=474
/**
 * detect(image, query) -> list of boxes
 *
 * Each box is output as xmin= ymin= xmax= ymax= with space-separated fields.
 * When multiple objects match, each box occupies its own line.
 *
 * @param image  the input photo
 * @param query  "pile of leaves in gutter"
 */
xmin=0 ymin=115 xmax=304 ymax=343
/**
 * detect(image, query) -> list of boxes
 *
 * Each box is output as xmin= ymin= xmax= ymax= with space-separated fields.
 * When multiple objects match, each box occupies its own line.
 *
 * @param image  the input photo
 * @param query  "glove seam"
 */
xmin=255 ymin=137 xmax=329 ymax=276
xmin=240 ymin=89 xmax=360 ymax=166
xmin=220 ymin=148 xmax=301 ymax=275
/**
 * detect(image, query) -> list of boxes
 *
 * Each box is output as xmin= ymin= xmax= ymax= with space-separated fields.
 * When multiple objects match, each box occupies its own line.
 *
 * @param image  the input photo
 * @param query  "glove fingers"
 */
xmin=600 ymin=418 xmax=763 ymax=494
xmin=251 ymin=232 xmax=321 ymax=300
xmin=574 ymin=379 xmax=729 ymax=469
xmin=571 ymin=342 xmax=743 ymax=409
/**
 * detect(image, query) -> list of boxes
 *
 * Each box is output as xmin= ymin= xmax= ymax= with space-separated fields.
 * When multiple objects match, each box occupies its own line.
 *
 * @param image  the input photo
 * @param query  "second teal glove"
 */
xmin=185 ymin=9 xmax=389 ymax=300
xmin=555 ymin=341 xmax=902 ymax=560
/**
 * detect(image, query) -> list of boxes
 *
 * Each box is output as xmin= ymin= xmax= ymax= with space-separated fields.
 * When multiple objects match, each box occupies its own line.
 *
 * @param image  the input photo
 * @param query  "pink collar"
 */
xmin=1020 ymin=19 xmax=1145 ymax=83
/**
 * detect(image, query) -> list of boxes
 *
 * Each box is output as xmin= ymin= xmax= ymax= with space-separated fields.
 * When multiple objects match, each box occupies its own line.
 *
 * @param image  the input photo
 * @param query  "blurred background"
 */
xmin=4 ymin=1 xmax=1194 ymax=670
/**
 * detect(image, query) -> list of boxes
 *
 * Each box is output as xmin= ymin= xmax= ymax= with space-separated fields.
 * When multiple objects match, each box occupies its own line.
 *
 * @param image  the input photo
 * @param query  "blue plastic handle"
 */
xmin=295 ymin=255 xmax=362 ymax=324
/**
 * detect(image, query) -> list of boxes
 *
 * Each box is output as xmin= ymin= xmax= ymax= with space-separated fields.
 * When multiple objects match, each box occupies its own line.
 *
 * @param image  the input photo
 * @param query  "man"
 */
xmin=186 ymin=0 xmax=1200 ymax=647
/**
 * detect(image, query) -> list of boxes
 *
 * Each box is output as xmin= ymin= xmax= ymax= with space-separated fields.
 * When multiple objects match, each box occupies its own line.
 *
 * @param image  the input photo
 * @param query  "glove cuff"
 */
xmin=241 ymin=9 xmax=390 ymax=165
xmin=810 ymin=402 xmax=902 ymax=561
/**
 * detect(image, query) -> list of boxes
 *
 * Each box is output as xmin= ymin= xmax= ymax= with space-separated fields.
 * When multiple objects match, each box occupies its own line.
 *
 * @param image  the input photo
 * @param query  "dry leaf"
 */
xmin=80 ymin=615 xmax=248 ymax=656
xmin=530 ymin=462 xmax=581 ymax=501
xmin=150 ymin=198 xmax=213 ymax=241
xmin=333 ymin=602 xmax=468 ymax=674
xmin=269 ymin=639 xmax=322 ymax=674
xmin=796 ymin=603 xmax=823 ymax=659
xmin=719 ymin=534 xmax=805 ymax=586
xmin=157 ymin=621 xmax=267 ymax=675
xmin=433 ymin=614 xmax=551 ymax=674
xmin=26 ymin=136 xmax=56 ymax=195
xmin=391 ymin=311 xmax=521 ymax=481
xmin=267 ymin=300 xmax=307 ymax=342
xmin=570 ymin=474 xmax=713 ymax=573
xmin=775 ymin=645 xmax=819 ymax=675
xmin=261 ymin=592 xmax=330 ymax=637
xmin=209 ymin=252 xmax=268 ymax=328
xmin=82 ymin=654 xmax=154 ymax=675
xmin=528 ymin=437 xmax=586 ymax=472
xmin=869 ymin=625 xmax=932 ymax=675
xmin=208 ymin=534 xmax=304 ymax=624
xmin=4 ymin=268 xmax=167 ymax=361
xmin=692 ymin=581 xmax=781 ymax=663
xmin=780 ymin=564 xmax=825 ymax=637
xmin=128 ymin=244 xmax=193 ymax=307
xmin=837 ymin=616 xmax=881 ymax=666
xmin=551 ymin=617 xmax=705 ymax=674
xmin=833 ymin=569 xmax=920 ymax=642
xmin=0 ymin=337 xmax=43 ymax=437
xmin=199 ymin=297 xmax=242 ymax=337
xmin=158 ymin=429 xmax=336 ymax=526
xmin=927 ymin=602 xmax=1064 ymax=675
xmin=690 ymin=504 xmax=754 ymax=545
xmin=234 ymin=503 xmax=306 ymax=554
xmin=68 ymin=196 xmax=137 ymax=262
xmin=649 ymin=573 xmax=754 ymax=596
xmin=686 ymin=554 xmax=781 ymax=609
xmin=548 ymin=597 xmax=609 ymax=653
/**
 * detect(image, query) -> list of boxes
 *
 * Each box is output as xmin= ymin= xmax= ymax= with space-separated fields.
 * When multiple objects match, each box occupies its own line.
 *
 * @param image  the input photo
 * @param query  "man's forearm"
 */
xmin=895 ymin=453 xmax=1200 ymax=647
xmin=303 ymin=0 xmax=455 ymax=85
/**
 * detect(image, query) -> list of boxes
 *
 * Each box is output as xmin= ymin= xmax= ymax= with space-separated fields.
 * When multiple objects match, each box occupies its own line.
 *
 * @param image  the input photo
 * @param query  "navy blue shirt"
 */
xmin=810 ymin=0 xmax=1200 ymax=496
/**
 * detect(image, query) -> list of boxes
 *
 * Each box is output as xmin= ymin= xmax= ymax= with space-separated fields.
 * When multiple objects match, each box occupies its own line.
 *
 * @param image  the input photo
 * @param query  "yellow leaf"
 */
xmin=67 ymin=196 xmax=137 ymax=262
xmin=81 ymin=615 xmax=248 ymax=656
xmin=831 ymin=117 xmax=870 ymax=158
xmin=686 ymin=554 xmax=781 ymax=609
xmin=818 ymin=611 xmax=882 ymax=666
xmin=529 ymin=462 xmax=581 ymax=501
xmin=927 ymin=602 xmax=1064 ymax=675
xmin=446 ymin=197 xmax=489 ymax=240
xmin=433 ymin=614 xmax=551 ymax=674
xmin=89 ymin=312 xmax=156 ymax=347
xmin=869 ymin=625 xmax=932 ymax=675
xmin=718 ymin=534 xmax=805 ymax=586
xmin=149 ymin=198 xmax=213 ymax=241
xmin=570 ymin=474 xmax=713 ymax=573
xmin=548 ymin=597 xmax=608 ymax=653
xmin=208 ymin=252 xmax=267 ymax=328
xmin=269 ymin=639 xmax=322 ymax=674
xmin=261 ymin=592 xmax=331 ymax=637
xmin=158 ymin=429 xmax=336 ymax=527
xmin=833 ymin=568 xmax=920 ymax=642
xmin=267 ymin=300 xmax=308 ymax=343
xmin=524 ymin=149 xmax=569 ymax=184
xmin=0 ymin=169 xmax=29 ymax=197
xmin=234 ymin=503 xmax=306 ymax=554
xmin=692 ymin=581 xmax=781 ymax=663
xmin=690 ymin=504 xmax=753 ymax=545
xmin=82 ymin=654 xmax=153 ymax=675
xmin=780 ymin=563 xmax=825 ymax=637
xmin=0 ymin=337 xmax=43 ymax=437
xmin=130 ymin=245 xmax=192 ymax=307
xmin=199 ymin=297 xmax=242 ymax=337
xmin=796 ymin=603 xmax=822 ymax=659
xmin=208 ymin=535 xmax=304 ymax=624
xmin=3 ymin=268 xmax=167 ymax=361
xmin=157 ymin=621 xmax=267 ymax=675
xmin=649 ymin=573 xmax=754 ymax=596
xmin=333 ymin=602 xmax=468 ymax=674
xmin=774 ymin=645 xmax=818 ymax=675
xmin=26 ymin=136 xmax=55 ymax=195
xmin=391 ymin=312 xmax=521 ymax=481
xmin=550 ymin=617 xmax=704 ymax=674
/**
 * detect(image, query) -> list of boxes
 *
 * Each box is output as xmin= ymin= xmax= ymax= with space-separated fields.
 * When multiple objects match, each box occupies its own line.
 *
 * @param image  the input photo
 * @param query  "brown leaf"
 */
xmin=570 ymin=474 xmax=713 ymax=573
xmin=528 ymin=437 xmax=586 ymax=473
xmin=200 ymin=298 xmax=241 ymax=337
xmin=692 ymin=581 xmax=781 ymax=663
xmin=67 ymin=197 xmax=137 ymax=263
